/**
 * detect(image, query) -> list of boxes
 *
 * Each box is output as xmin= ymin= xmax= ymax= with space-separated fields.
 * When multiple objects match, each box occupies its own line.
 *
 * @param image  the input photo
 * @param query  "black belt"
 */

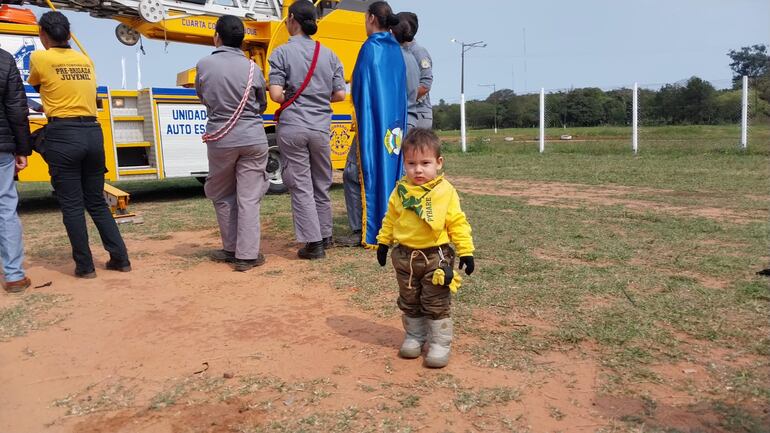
xmin=49 ymin=116 xmax=97 ymax=122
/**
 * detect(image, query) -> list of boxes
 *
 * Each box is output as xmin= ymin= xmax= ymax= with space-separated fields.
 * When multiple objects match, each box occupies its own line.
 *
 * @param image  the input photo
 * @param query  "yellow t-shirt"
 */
xmin=27 ymin=48 xmax=97 ymax=118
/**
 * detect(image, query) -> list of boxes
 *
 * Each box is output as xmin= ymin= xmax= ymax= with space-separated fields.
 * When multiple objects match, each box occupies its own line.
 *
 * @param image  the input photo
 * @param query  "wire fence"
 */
xmin=441 ymin=76 xmax=767 ymax=154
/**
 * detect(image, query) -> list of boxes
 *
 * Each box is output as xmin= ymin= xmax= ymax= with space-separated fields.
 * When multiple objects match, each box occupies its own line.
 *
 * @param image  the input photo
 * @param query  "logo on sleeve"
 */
xmin=420 ymin=58 xmax=431 ymax=69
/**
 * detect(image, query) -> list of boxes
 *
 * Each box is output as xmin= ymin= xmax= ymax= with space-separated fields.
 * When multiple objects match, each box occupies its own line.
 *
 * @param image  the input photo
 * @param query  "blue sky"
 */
xmin=29 ymin=0 xmax=769 ymax=102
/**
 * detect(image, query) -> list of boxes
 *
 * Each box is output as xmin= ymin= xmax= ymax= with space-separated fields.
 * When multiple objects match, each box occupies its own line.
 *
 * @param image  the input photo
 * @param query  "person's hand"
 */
xmin=15 ymin=155 xmax=27 ymax=172
xmin=377 ymin=244 xmax=389 ymax=266
xmin=459 ymin=256 xmax=475 ymax=275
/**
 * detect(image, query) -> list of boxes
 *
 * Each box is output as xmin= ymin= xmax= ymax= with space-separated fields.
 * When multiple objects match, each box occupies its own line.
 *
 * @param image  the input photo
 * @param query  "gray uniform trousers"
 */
xmin=205 ymin=144 xmax=269 ymax=260
xmin=277 ymin=124 xmax=333 ymax=242
xmin=415 ymin=113 xmax=433 ymax=129
xmin=342 ymin=143 xmax=363 ymax=232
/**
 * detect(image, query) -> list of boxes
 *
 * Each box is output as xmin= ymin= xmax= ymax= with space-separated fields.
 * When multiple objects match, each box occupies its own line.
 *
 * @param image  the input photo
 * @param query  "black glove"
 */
xmin=377 ymin=244 xmax=389 ymax=266
xmin=459 ymin=256 xmax=475 ymax=275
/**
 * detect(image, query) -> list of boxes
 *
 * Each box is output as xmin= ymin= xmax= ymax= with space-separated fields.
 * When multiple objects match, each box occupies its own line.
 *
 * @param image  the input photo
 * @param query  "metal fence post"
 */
xmin=741 ymin=75 xmax=748 ymax=150
xmin=539 ymin=88 xmax=545 ymax=153
xmin=632 ymin=82 xmax=638 ymax=154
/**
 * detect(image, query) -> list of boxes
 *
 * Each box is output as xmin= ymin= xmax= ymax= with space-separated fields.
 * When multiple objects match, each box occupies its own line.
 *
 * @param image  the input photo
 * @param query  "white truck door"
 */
xmin=156 ymin=102 xmax=209 ymax=178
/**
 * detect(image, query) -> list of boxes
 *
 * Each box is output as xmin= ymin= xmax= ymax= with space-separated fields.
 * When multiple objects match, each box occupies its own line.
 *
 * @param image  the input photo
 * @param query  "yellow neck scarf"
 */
xmin=396 ymin=175 xmax=451 ymax=239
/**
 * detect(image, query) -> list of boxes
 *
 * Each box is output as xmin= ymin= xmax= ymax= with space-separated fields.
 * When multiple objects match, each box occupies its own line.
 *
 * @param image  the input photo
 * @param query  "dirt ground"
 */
xmin=1 ymin=178 xmax=766 ymax=432
xmin=1 ymin=230 xmax=609 ymax=433
xmin=0 ymin=239 xmax=758 ymax=433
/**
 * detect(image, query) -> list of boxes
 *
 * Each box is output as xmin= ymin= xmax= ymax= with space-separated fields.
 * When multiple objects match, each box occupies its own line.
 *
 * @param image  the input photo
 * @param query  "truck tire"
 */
xmin=266 ymin=145 xmax=288 ymax=195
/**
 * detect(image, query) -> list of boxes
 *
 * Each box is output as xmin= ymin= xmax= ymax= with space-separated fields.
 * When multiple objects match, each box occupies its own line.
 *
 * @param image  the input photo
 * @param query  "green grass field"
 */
xmin=438 ymin=125 xmax=769 ymax=192
xmin=10 ymin=124 xmax=770 ymax=431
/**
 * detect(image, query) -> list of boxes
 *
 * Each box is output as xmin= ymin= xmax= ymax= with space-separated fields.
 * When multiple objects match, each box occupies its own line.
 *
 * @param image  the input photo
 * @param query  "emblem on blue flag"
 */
xmin=384 ymin=127 xmax=403 ymax=156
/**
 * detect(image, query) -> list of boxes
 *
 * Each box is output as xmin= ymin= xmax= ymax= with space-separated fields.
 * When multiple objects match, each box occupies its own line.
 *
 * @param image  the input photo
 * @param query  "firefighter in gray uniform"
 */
xmin=400 ymin=12 xmax=433 ymax=128
xmin=268 ymin=0 xmax=345 ymax=260
xmin=197 ymin=15 xmax=270 ymax=272
xmin=394 ymin=12 xmax=420 ymax=129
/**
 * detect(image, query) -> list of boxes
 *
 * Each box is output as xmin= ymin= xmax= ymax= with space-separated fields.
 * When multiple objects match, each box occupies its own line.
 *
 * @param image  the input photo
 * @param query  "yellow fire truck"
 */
xmin=5 ymin=0 xmax=368 ymax=193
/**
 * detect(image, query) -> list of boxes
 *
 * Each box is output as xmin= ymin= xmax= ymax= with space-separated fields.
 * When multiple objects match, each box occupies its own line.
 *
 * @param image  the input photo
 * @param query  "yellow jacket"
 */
xmin=376 ymin=175 xmax=474 ymax=257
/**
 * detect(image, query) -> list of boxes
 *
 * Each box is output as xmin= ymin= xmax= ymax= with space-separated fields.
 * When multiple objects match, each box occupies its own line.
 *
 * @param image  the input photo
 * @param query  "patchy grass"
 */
xmin=0 ymin=293 xmax=70 ymax=341
xmin=242 ymin=407 xmax=416 ymax=433
xmin=711 ymin=400 xmax=770 ymax=433
xmin=149 ymin=375 xmax=225 ymax=410
xmin=453 ymin=387 xmax=521 ymax=413
xmin=53 ymin=382 xmax=137 ymax=416
xmin=329 ymin=247 xmax=397 ymax=315
xmin=397 ymin=393 xmax=420 ymax=409
xmin=147 ymin=374 xmax=337 ymax=412
xmin=548 ymin=405 xmax=566 ymax=421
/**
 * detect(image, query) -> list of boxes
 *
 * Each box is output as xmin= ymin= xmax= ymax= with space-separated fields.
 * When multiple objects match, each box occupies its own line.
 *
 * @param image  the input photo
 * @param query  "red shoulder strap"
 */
xmin=274 ymin=41 xmax=321 ymax=123
xmin=202 ymin=61 xmax=256 ymax=143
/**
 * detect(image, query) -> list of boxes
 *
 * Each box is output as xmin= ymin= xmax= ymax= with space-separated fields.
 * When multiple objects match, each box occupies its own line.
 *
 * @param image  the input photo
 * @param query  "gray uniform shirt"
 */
xmin=195 ymin=46 xmax=268 ymax=148
xmin=402 ymin=46 xmax=420 ymax=127
xmin=268 ymin=35 xmax=345 ymax=133
xmin=406 ymin=40 xmax=433 ymax=114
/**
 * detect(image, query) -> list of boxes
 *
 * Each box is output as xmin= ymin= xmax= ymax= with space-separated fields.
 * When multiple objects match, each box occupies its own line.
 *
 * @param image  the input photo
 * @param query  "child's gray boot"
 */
xmin=399 ymin=315 xmax=427 ymax=359
xmin=425 ymin=318 xmax=453 ymax=368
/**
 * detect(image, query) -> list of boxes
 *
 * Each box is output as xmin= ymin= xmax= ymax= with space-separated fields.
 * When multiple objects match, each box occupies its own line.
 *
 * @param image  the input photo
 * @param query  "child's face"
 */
xmin=404 ymin=147 xmax=443 ymax=186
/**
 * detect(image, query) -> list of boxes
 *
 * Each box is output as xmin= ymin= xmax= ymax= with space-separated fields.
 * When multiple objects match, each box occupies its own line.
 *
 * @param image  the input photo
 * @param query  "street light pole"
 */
xmin=479 ymin=83 xmax=497 ymax=134
xmin=460 ymin=44 xmax=465 ymax=151
xmin=451 ymin=38 xmax=486 ymax=152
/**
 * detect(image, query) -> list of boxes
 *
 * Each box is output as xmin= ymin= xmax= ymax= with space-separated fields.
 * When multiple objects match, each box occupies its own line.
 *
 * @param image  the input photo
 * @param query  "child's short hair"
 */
xmin=402 ymin=128 xmax=441 ymax=158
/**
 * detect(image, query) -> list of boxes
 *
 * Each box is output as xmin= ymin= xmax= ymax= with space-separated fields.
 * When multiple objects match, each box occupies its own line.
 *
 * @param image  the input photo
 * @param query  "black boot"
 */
xmin=337 ymin=230 xmax=362 ymax=247
xmin=298 ymin=241 xmax=326 ymax=260
xmin=233 ymin=254 xmax=266 ymax=272
xmin=322 ymin=236 xmax=334 ymax=249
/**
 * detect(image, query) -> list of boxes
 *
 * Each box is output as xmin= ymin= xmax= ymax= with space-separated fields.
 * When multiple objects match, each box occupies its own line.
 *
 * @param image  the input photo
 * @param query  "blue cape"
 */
xmin=352 ymin=32 xmax=408 ymax=247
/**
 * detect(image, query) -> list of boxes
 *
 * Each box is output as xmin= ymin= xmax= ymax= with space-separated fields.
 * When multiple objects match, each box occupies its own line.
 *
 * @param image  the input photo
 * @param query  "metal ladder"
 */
xmin=26 ymin=0 xmax=283 ymax=22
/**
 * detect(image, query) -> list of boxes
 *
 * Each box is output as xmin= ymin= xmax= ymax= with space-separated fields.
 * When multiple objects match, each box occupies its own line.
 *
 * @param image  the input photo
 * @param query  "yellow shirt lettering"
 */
xmin=28 ymin=48 xmax=97 ymax=118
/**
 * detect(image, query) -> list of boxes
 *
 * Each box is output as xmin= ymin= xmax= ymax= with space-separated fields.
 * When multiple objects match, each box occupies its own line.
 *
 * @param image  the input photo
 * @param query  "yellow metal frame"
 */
xmin=118 ymin=168 xmax=157 ymax=175
xmin=99 ymin=88 xmax=118 ymax=181
xmin=112 ymin=115 xmax=145 ymax=122
xmin=149 ymin=89 xmax=166 ymax=180
xmin=17 ymin=89 xmax=117 ymax=182
xmin=0 ymin=22 xmax=38 ymax=36
xmin=115 ymin=141 xmax=152 ymax=148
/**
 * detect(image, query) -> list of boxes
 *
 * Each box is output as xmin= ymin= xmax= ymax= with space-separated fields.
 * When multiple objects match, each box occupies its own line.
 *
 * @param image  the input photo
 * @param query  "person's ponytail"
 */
xmin=288 ymin=0 xmax=318 ymax=36
xmin=386 ymin=13 xmax=399 ymax=29
xmin=300 ymin=18 xmax=317 ymax=36
xmin=368 ymin=1 xmax=398 ymax=31
xmin=391 ymin=15 xmax=413 ymax=44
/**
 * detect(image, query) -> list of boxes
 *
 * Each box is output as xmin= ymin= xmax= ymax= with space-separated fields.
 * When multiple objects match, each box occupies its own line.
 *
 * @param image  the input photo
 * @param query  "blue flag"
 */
xmin=352 ymin=32 xmax=408 ymax=247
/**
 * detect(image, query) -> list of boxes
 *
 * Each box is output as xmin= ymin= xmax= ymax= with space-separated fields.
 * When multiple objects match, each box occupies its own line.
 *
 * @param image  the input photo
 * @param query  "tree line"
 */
xmin=432 ymin=44 xmax=770 ymax=130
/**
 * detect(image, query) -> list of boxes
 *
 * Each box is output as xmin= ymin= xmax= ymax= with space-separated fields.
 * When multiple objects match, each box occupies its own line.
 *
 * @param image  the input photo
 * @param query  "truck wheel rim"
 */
xmin=267 ymin=147 xmax=283 ymax=185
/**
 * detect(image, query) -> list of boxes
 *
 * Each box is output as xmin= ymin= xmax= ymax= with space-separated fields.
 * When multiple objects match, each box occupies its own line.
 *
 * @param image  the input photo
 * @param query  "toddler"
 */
xmin=376 ymin=128 xmax=475 ymax=368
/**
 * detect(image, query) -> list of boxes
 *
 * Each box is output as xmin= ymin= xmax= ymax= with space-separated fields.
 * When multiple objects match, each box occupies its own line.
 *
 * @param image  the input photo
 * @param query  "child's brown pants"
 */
xmin=391 ymin=244 xmax=455 ymax=320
